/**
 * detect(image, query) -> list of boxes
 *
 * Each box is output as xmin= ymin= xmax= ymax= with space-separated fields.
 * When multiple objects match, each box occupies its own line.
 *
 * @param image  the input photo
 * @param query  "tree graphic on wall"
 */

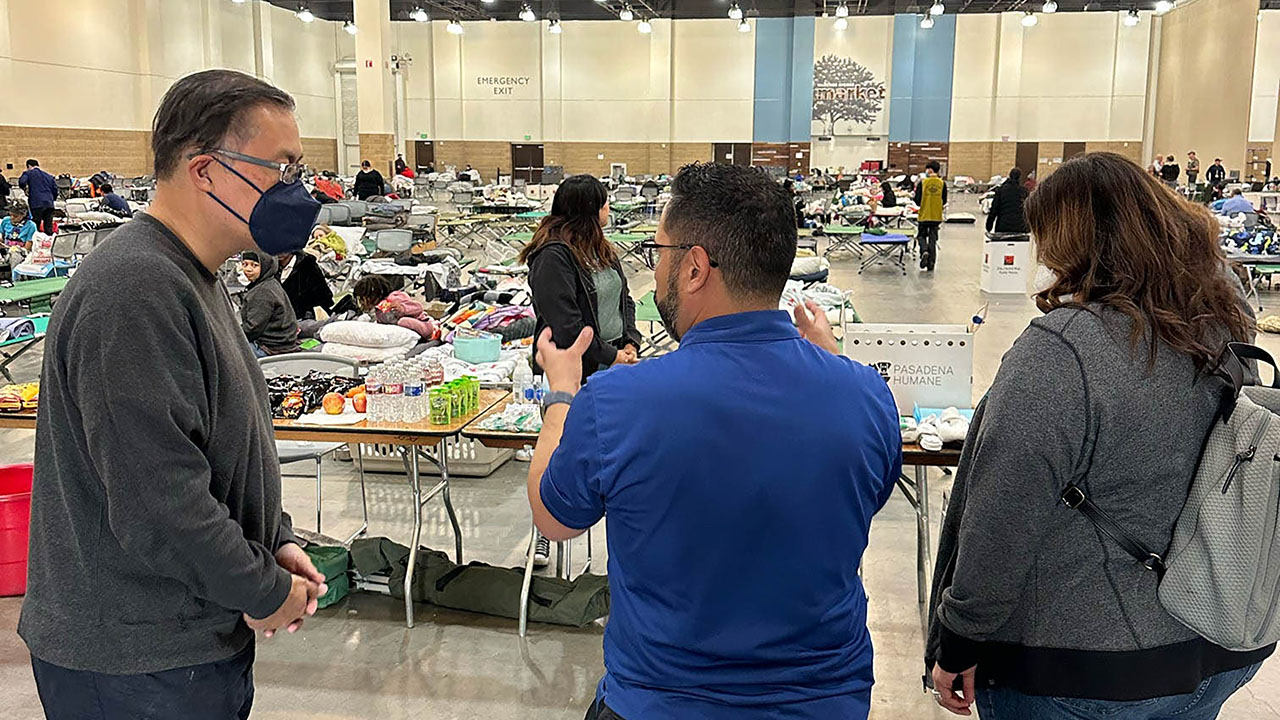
xmin=812 ymin=54 xmax=885 ymax=136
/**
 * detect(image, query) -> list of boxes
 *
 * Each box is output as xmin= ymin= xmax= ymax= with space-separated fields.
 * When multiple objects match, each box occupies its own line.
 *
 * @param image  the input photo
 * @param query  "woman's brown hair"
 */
xmin=517 ymin=174 xmax=616 ymax=271
xmin=1026 ymin=152 xmax=1253 ymax=369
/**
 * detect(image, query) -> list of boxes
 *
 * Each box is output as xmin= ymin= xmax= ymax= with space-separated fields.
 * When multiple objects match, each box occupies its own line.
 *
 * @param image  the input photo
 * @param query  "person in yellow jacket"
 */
xmin=913 ymin=161 xmax=948 ymax=272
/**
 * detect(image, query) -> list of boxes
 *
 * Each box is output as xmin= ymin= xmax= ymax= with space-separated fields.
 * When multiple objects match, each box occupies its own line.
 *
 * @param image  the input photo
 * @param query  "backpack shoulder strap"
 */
xmin=1061 ymin=484 xmax=1166 ymax=576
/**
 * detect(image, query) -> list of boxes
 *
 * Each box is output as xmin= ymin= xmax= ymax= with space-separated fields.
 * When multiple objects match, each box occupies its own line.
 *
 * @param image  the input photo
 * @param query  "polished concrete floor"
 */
xmin=3 ymin=195 xmax=1280 ymax=718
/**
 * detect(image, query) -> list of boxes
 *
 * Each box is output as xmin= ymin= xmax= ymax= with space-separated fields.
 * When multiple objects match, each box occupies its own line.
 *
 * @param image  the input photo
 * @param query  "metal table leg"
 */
xmin=915 ymin=465 xmax=932 ymax=605
xmin=518 ymin=522 xmax=537 ymax=637
xmin=403 ymin=448 xmax=422 ymax=628
xmin=438 ymin=439 xmax=464 ymax=565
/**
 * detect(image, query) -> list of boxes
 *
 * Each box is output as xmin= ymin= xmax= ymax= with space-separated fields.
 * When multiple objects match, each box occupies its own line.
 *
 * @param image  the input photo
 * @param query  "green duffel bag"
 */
xmin=349 ymin=537 xmax=610 ymax=628
xmin=303 ymin=545 xmax=351 ymax=609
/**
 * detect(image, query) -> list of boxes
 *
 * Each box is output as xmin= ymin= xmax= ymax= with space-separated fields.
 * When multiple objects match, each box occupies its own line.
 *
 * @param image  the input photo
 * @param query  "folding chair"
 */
xmin=50 ymin=233 xmax=76 ymax=265
xmin=613 ymin=186 xmax=635 ymax=203
xmin=64 ymin=200 xmax=92 ymax=217
xmin=72 ymin=231 xmax=97 ymax=259
xmin=315 ymin=205 xmax=334 ymax=226
xmin=374 ymin=228 xmax=414 ymax=253
xmin=326 ymin=204 xmax=352 ymax=226
xmin=258 ymin=353 xmax=369 ymax=543
xmin=452 ymin=189 xmax=475 ymax=210
xmin=345 ymin=200 xmax=368 ymax=221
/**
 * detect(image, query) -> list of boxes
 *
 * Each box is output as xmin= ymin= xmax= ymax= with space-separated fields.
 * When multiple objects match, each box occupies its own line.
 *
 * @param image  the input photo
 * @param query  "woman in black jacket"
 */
xmin=984 ymin=167 xmax=1029 ymax=235
xmin=879 ymin=180 xmax=897 ymax=208
xmin=353 ymin=160 xmax=385 ymax=200
xmin=519 ymin=174 xmax=642 ymax=381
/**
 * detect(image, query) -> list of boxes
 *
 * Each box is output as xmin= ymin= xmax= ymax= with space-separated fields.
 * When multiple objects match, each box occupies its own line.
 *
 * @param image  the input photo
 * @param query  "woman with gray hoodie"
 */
xmin=239 ymin=251 xmax=300 ymax=357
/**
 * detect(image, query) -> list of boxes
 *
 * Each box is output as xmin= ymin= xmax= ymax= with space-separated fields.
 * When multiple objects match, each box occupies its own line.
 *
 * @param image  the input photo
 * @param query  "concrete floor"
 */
xmin=3 ymin=195 xmax=1280 ymax=718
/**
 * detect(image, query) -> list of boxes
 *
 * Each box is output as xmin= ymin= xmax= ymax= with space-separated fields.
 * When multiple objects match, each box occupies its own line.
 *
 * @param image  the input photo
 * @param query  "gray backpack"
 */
xmin=1062 ymin=342 xmax=1280 ymax=651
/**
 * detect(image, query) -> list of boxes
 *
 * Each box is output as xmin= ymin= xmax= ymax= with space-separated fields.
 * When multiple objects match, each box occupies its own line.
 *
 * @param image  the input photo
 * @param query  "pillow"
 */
xmin=790 ymin=255 xmax=827 ymax=276
xmin=321 ymin=342 xmax=414 ymax=363
xmin=320 ymin=320 xmax=420 ymax=349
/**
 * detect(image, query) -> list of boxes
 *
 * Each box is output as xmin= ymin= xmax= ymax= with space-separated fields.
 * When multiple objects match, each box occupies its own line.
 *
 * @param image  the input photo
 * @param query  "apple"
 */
xmin=322 ymin=392 xmax=345 ymax=415
xmin=352 ymin=393 xmax=367 ymax=414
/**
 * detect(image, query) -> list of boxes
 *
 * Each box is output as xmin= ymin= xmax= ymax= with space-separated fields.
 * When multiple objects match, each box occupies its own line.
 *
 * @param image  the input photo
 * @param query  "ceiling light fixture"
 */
xmin=411 ymin=6 xmax=429 ymax=21
xmin=1123 ymin=8 xmax=1140 ymax=25
xmin=737 ymin=17 xmax=751 ymax=32
xmin=620 ymin=5 xmax=635 ymax=20
xmin=519 ymin=4 xmax=536 ymax=21
xmin=231 ymin=0 xmax=247 ymax=4
xmin=343 ymin=20 xmax=358 ymax=34
xmin=548 ymin=16 xmax=562 ymax=33
xmin=920 ymin=14 xmax=934 ymax=28
xmin=728 ymin=3 xmax=744 ymax=19
xmin=1042 ymin=0 xmax=1058 ymax=13
xmin=834 ymin=16 xmax=848 ymax=30
xmin=835 ymin=2 xmax=849 ymax=17
xmin=930 ymin=1 xmax=945 ymax=15
xmin=1021 ymin=10 xmax=1038 ymax=26
xmin=447 ymin=18 xmax=464 ymax=33
xmin=1155 ymin=0 xmax=1174 ymax=13
xmin=638 ymin=18 xmax=653 ymax=33
xmin=295 ymin=4 xmax=314 ymax=22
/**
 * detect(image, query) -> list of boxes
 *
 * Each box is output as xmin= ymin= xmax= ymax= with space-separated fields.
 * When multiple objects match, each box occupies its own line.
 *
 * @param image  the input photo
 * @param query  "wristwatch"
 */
xmin=541 ymin=390 xmax=575 ymax=411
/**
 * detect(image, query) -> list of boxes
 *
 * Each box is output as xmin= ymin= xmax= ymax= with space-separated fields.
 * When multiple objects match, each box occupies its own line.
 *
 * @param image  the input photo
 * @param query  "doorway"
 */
xmin=713 ymin=143 xmax=752 ymax=167
xmin=511 ymin=144 xmax=545 ymax=184
xmin=1015 ymin=142 xmax=1038 ymax=178
xmin=412 ymin=141 xmax=435 ymax=172
xmin=1063 ymin=142 xmax=1086 ymax=162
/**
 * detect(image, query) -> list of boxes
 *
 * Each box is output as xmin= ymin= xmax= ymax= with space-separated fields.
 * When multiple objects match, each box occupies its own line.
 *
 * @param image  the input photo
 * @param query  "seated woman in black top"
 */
xmin=879 ymin=180 xmax=897 ymax=208
xmin=984 ymin=167 xmax=1029 ymax=235
xmin=519 ymin=174 xmax=641 ymax=380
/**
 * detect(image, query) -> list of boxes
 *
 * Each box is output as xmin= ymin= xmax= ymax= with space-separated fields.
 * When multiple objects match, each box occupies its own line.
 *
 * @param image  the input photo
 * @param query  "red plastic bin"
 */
xmin=0 ymin=464 xmax=33 ymax=597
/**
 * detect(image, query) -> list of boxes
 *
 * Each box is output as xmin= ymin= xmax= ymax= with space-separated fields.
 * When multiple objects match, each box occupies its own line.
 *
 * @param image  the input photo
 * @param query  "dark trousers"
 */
xmin=918 ymin=221 xmax=940 ymax=271
xmin=31 ymin=644 xmax=255 ymax=720
xmin=32 ymin=206 xmax=55 ymax=235
xmin=584 ymin=697 xmax=625 ymax=720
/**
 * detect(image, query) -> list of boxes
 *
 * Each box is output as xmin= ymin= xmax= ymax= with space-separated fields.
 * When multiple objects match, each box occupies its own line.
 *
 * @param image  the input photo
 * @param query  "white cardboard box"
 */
xmin=843 ymin=323 xmax=974 ymax=415
xmin=980 ymin=237 xmax=1032 ymax=294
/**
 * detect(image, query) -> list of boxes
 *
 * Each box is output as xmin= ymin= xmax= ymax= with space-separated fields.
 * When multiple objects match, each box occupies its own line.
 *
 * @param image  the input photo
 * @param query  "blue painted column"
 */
xmin=888 ymin=13 xmax=956 ymax=143
xmin=754 ymin=17 xmax=816 ymax=143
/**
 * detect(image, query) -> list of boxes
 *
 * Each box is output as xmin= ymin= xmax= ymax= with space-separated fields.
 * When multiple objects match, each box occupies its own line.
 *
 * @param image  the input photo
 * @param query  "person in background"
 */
xmin=927 ymin=152 xmax=1266 ymax=719
xmin=425 ymin=161 xmax=436 ymax=174
xmin=879 ymin=179 xmax=898 ymax=208
xmin=352 ymin=274 xmax=400 ymax=315
xmin=98 ymin=183 xmax=133 ymax=218
xmin=353 ymin=160 xmax=385 ymax=200
xmin=20 ymin=69 xmax=324 ymax=720
xmin=519 ymin=173 xmax=642 ymax=569
xmin=311 ymin=188 xmax=337 ymax=204
xmin=914 ymin=161 xmax=947 ymax=272
xmin=1023 ymin=171 xmax=1038 ymax=192
xmin=1220 ymin=187 xmax=1255 ymax=216
xmin=1 ymin=200 xmax=37 ymax=277
xmin=1186 ymin=151 xmax=1200 ymax=187
xmin=277 ymin=249 xmax=333 ymax=321
xmin=0 ymin=172 xmax=10 ymax=210
xmin=394 ymin=154 xmax=407 ymax=175
xmin=984 ymin=167 xmax=1029 ymax=235
xmin=239 ymin=251 xmax=301 ymax=357
xmin=527 ymin=162 xmax=900 ymax=720
xmin=1207 ymin=157 xmax=1227 ymax=187
xmin=1160 ymin=154 xmax=1181 ymax=187
xmin=18 ymin=158 xmax=58 ymax=235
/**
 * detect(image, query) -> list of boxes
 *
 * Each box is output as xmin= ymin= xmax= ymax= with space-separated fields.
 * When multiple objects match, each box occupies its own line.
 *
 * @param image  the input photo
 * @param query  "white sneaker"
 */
xmin=917 ymin=415 xmax=943 ymax=452
xmin=938 ymin=407 xmax=970 ymax=444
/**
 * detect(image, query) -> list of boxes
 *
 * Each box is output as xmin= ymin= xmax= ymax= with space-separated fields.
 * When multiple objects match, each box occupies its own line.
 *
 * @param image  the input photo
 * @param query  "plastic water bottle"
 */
xmin=384 ymin=363 xmax=405 ymax=423
xmin=404 ymin=366 xmax=425 ymax=423
xmin=512 ymin=362 xmax=534 ymax=411
xmin=365 ymin=365 xmax=384 ymax=422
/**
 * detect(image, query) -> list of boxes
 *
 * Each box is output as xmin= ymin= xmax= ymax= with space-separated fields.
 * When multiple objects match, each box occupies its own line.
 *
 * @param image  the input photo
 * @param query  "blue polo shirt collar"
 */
xmin=679 ymin=310 xmax=800 ymax=347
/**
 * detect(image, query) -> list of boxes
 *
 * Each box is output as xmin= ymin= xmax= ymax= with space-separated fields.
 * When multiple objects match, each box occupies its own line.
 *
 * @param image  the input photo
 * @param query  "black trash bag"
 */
xmin=350 ymin=537 xmax=610 ymax=628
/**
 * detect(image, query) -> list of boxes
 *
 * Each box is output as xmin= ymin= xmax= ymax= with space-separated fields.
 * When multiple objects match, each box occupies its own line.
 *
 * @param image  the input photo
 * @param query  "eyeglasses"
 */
xmin=206 ymin=148 xmax=307 ymax=185
xmin=639 ymin=240 xmax=719 ymax=269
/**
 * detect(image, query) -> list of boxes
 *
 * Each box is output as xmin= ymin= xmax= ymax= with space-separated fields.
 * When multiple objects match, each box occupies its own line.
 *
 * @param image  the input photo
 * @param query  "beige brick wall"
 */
xmin=992 ymin=142 xmax=1017 ymax=179
xmin=301 ymin=137 xmax=338 ymax=173
xmin=0 ymin=126 xmax=153 ymax=178
xmin=1036 ymin=141 xmax=1065 ymax=180
xmin=948 ymin=142 xmax=994 ymax=182
xmin=357 ymin=133 xmax=396 ymax=175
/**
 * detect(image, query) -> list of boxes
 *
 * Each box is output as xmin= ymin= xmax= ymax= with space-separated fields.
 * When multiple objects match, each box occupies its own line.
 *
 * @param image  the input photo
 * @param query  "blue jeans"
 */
xmin=31 ymin=643 xmax=255 ymax=720
xmin=975 ymin=663 xmax=1262 ymax=720
xmin=250 ymin=341 xmax=269 ymax=358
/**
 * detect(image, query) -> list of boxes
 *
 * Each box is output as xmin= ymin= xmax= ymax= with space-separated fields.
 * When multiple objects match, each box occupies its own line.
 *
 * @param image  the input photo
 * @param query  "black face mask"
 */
xmin=207 ymin=157 xmax=320 ymax=255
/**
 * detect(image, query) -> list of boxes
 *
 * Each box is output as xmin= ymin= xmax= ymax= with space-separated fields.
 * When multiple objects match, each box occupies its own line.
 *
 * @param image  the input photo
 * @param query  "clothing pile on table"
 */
xmin=475 ymin=400 xmax=543 ymax=433
xmin=266 ymin=371 xmax=363 ymax=420
xmin=779 ymin=280 xmax=848 ymax=323
xmin=0 ymin=382 xmax=38 ymax=412
xmin=901 ymin=407 xmax=970 ymax=451
xmin=443 ymin=302 xmax=536 ymax=344
xmin=411 ymin=342 xmax=524 ymax=385
xmin=0 ymin=316 xmax=35 ymax=343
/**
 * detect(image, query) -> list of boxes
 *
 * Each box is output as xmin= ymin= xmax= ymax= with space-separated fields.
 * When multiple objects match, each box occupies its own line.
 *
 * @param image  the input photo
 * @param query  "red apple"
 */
xmin=352 ymin=393 xmax=367 ymax=414
xmin=322 ymin=392 xmax=345 ymax=415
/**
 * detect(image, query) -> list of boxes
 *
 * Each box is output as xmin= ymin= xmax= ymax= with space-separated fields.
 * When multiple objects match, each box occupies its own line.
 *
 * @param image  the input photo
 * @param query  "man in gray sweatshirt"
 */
xmin=19 ymin=70 xmax=325 ymax=719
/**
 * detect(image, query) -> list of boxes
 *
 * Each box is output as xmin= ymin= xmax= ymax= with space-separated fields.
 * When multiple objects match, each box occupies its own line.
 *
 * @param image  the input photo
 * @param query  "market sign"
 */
xmin=812 ymin=54 xmax=886 ymax=136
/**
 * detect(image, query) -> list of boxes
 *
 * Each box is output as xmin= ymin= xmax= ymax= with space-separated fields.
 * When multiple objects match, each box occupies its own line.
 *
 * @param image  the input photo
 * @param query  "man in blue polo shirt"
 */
xmin=527 ymin=163 xmax=901 ymax=720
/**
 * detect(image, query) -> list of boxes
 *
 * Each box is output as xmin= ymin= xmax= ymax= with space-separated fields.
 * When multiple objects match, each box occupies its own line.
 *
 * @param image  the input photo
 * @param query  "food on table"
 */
xmin=352 ymin=393 xmax=367 ymax=414
xmin=278 ymin=390 xmax=305 ymax=419
xmin=322 ymin=392 xmax=346 ymax=415
xmin=267 ymin=371 xmax=363 ymax=419
xmin=344 ymin=385 xmax=365 ymax=399
xmin=0 ymin=382 xmax=38 ymax=412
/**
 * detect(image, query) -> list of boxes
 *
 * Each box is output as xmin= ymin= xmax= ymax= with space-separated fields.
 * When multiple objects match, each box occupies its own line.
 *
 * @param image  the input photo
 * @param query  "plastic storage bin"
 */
xmin=0 ymin=463 xmax=34 ymax=597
